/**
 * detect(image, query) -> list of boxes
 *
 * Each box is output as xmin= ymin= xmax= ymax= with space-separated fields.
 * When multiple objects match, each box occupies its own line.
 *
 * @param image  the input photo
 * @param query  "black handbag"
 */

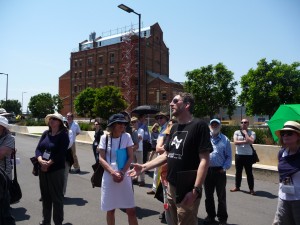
xmin=9 ymin=150 xmax=22 ymax=204
xmin=250 ymin=145 xmax=260 ymax=164
xmin=91 ymin=135 xmax=107 ymax=188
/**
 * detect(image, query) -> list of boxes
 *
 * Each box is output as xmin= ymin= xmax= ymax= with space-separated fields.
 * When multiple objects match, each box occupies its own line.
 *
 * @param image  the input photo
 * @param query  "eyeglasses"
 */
xmin=280 ymin=131 xmax=295 ymax=137
xmin=94 ymin=123 xmax=99 ymax=126
xmin=241 ymin=121 xmax=248 ymax=124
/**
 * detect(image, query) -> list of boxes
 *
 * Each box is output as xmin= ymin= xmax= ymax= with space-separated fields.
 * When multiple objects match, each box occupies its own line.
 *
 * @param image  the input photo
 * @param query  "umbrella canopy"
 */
xmin=268 ymin=104 xmax=300 ymax=142
xmin=131 ymin=105 xmax=160 ymax=115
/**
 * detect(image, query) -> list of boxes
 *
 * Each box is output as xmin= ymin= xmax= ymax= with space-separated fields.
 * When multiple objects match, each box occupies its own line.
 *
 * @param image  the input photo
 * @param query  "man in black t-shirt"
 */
xmin=129 ymin=92 xmax=212 ymax=225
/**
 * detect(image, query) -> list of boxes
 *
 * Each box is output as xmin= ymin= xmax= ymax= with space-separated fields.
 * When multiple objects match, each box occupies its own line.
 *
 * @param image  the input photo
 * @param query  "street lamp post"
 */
xmin=22 ymin=92 xmax=27 ymax=114
xmin=0 ymin=73 xmax=8 ymax=107
xmin=118 ymin=4 xmax=141 ymax=106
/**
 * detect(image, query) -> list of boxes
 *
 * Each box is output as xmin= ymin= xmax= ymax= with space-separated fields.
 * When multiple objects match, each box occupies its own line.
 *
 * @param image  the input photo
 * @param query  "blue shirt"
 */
xmin=159 ymin=122 xmax=168 ymax=137
xmin=209 ymin=132 xmax=232 ymax=170
xmin=139 ymin=122 xmax=150 ymax=142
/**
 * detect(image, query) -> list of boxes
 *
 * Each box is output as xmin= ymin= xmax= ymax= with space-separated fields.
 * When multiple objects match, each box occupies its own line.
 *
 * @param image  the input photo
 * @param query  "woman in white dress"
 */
xmin=98 ymin=113 xmax=138 ymax=225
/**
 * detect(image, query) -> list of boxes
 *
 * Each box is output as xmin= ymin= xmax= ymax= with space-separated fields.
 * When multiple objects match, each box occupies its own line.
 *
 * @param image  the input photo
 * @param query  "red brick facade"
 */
xmin=59 ymin=23 xmax=183 ymax=115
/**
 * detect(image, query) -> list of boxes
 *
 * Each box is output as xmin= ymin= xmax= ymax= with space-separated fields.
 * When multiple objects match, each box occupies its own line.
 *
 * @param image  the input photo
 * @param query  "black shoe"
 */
xmin=132 ymin=179 xmax=138 ymax=185
xmin=159 ymin=211 xmax=165 ymax=220
xmin=71 ymin=168 xmax=81 ymax=174
xmin=139 ymin=181 xmax=145 ymax=187
xmin=39 ymin=221 xmax=51 ymax=225
xmin=203 ymin=216 xmax=216 ymax=224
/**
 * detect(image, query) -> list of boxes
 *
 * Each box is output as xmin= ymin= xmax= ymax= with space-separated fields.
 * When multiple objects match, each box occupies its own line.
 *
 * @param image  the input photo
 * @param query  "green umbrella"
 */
xmin=268 ymin=104 xmax=300 ymax=142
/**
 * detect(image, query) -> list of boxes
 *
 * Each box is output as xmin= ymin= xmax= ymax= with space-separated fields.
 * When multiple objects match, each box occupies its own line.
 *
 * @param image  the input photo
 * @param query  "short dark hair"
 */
xmin=178 ymin=92 xmax=195 ymax=113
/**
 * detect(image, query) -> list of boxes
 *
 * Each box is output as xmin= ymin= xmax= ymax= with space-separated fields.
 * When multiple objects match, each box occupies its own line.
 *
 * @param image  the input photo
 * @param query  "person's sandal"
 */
xmin=230 ymin=187 xmax=240 ymax=192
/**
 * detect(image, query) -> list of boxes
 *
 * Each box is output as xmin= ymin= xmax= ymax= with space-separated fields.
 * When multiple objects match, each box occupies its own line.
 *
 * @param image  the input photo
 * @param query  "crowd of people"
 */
xmin=0 ymin=92 xmax=299 ymax=225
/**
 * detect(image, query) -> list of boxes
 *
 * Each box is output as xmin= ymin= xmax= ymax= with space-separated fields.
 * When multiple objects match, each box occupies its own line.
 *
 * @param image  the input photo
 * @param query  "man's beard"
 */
xmin=210 ymin=127 xmax=221 ymax=136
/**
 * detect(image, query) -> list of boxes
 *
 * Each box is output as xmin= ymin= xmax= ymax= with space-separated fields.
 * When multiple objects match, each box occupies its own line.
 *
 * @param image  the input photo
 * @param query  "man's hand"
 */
xmin=180 ymin=190 xmax=199 ymax=207
xmin=127 ymin=163 xmax=143 ymax=178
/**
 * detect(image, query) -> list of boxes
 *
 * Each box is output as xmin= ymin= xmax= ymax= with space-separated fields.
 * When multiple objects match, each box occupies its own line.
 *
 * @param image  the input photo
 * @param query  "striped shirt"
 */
xmin=0 ymin=132 xmax=15 ymax=180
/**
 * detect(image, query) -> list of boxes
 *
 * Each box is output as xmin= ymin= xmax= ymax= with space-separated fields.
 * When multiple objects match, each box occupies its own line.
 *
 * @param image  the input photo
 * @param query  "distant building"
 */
xmin=59 ymin=23 xmax=183 ymax=116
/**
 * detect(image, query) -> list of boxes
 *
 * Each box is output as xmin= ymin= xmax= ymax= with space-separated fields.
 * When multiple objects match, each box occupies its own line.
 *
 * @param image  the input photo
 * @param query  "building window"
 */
xmin=98 ymin=42 xmax=101 ymax=47
xmin=162 ymin=93 xmax=167 ymax=100
xmin=144 ymin=31 xmax=147 ymax=37
xmin=109 ymin=81 xmax=114 ymax=86
xmin=73 ymin=86 xmax=77 ymax=93
xmin=87 ymin=57 xmax=93 ymax=66
xmin=74 ymin=72 xmax=77 ymax=79
xmin=110 ymin=67 xmax=114 ymax=75
xmin=74 ymin=60 xmax=78 ymax=67
xmin=88 ymin=70 xmax=92 ymax=77
xmin=98 ymin=82 xmax=102 ymax=88
xmin=79 ymin=72 xmax=82 ymax=79
xmin=79 ymin=59 xmax=82 ymax=66
xmin=98 ymin=56 xmax=103 ymax=64
xmin=98 ymin=68 xmax=103 ymax=76
xmin=110 ymin=53 xmax=115 ymax=64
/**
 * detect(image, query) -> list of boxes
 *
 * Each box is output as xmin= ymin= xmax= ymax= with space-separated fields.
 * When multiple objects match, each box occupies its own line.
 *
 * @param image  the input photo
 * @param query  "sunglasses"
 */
xmin=171 ymin=98 xmax=182 ymax=104
xmin=94 ymin=123 xmax=99 ymax=126
xmin=241 ymin=121 xmax=248 ymax=124
xmin=50 ymin=117 xmax=59 ymax=121
xmin=280 ymin=131 xmax=295 ymax=137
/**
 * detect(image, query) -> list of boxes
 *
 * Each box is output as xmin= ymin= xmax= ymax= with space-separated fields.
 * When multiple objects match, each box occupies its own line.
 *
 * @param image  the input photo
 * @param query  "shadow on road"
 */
xmin=63 ymin=197 xmax=88 ymax=206
xmin=11 ymin=207 xmax=30 ymax=222
xmin=197 ymin=218 xmax=238 ymax=225
xmin=239 ymin=189 xmax=278 ymax=199
xmin=120 ymin=206 xmax=160 ymax=219
xmin=254 ymin=190 xmax=278 ymax=199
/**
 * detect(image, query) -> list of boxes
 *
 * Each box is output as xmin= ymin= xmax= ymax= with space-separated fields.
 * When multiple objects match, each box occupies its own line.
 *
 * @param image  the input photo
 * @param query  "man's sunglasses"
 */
xmin=280 ymin=131 xmax=295 ymax=137
xmin=171 ymin=98 xmax=182 ymax=104
xmin=241 ymin=121 xmax=248 ymax=124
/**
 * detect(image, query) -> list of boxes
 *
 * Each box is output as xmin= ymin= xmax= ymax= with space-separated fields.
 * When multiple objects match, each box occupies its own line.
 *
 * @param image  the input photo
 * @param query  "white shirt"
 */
xmin=69 ymin=121 xmax=81 ymax=143
xmin=137 ymin=128 xmax=144 ymax=152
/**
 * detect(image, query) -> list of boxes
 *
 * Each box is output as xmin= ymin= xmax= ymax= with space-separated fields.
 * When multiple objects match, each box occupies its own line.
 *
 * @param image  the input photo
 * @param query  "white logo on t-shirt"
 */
xmin=171 ymin=136 xmax=183 ymax=149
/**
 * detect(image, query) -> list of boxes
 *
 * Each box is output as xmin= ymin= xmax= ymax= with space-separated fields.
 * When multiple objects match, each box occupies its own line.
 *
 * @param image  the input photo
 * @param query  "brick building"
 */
xmin=59 ymin=23 xmax=183 ymax=116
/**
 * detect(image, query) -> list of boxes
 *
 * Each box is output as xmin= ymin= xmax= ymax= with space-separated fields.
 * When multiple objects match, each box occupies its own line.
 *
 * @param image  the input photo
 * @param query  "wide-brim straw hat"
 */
xmin=0 ymin=115 xmax=9 ymax=129
xmin=107 ymin=113 xmax=128 ymax=127
xmin=154 ymin=112 xmax=170 ymax=120
xmin=45 ymin=113 xmax=65 ymax=127
xmin=275 ymin=121 xmax=300 ymax=138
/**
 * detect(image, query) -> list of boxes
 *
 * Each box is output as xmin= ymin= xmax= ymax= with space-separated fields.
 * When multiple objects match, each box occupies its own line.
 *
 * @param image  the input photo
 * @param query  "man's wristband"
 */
xmin=193 ymin=186 xmax=202 ymax=195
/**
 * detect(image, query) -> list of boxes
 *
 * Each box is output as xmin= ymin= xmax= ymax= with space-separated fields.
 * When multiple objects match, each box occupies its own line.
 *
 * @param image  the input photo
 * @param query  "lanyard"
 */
xmin=109 ymin=134 xmax=122 ymax=163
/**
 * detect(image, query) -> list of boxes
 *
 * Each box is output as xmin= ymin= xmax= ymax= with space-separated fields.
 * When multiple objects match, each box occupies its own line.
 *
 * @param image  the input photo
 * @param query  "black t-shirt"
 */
xmin=165 ymin=118 xmax=212 ymax=186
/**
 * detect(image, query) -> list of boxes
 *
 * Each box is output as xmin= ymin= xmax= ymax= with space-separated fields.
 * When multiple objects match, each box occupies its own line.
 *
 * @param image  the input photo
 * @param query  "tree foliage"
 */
xmin=239 ymin=59 xmax=300 ymax=118
xmin=184 ymin=63 xmax=238 ymax=119
xmin=0 ymin=100 xmax=21 ymax=115
xmin=93 ymin=86 xmax=128 ymax=121
xmin=74 ymin=87 xmax=97 ymax=119
xmin=28 ymin=93 xmax=55 ymax=118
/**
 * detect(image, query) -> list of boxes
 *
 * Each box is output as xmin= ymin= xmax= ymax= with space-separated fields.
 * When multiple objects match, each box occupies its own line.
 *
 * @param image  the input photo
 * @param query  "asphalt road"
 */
xmin=11 ymin=133 xmax=279 ymax=225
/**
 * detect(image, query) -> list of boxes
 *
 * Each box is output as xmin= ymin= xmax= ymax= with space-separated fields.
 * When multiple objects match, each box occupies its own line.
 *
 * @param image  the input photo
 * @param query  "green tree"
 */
xmin=0 ymin=100 xmax=21 ymax=115
xmin=184 ymin=63 xmax=238 ymax=119
xmin=74 ymin=87 xmax=97 ymax=120
xmin=239 ymin=59 xmax=300 ymax=118
xmin=94 ymin=86 xmax=128 ymax=121
xmin=28 ymin=93 xmax=55 ymax=118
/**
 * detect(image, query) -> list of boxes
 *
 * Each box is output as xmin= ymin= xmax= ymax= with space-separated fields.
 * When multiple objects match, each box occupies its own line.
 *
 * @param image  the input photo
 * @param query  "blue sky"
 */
xmin=0 ymin=0 xmax=299 ymax=112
